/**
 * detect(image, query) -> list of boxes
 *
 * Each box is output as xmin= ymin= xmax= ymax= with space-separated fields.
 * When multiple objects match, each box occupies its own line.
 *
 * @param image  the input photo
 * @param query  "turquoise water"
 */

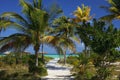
xmin=0 ymin=54 xmax=5 ymax=57
xmin=44 ymin=54 xmax=60 ymax=58
xmin=44 ymin=54 xmax=76 ymax=58
xmin=0 ymin=54 xmax=77 ymax=58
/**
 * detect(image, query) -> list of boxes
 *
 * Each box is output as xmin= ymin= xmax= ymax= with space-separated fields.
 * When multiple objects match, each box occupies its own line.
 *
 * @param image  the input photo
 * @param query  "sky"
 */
xmin=0 ymin=0 xmax=119 ymax=54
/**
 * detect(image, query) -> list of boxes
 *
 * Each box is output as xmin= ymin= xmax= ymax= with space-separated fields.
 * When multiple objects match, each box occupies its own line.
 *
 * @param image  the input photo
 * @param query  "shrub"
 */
xmin=67 ymin=56 xmax=79 ymax=66
xmin=0 ymin=70 xmax=7 ymax=79
xmin=44 ymin=56 xmax=53 ymax=63
xmin=28 ymin=55 xmax=48 ymax=76
xmin=2 ymin=54 xmax=16 ymax=65
xmin=75 ymin=63 xmax=96 ymax=80
xmin=21 ymin=55 xmax=30 ymax=64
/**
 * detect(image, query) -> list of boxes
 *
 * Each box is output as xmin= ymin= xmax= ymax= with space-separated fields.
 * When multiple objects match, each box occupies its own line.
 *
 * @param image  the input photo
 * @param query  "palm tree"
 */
xmin=73 ymin=4 xmax=92 ymax=56
xmin=100 ymin=0 xmax=120 ymax=22
xmin=73 ymin=4 xmax=92 ymax=23
xmin=52 ymin=16 xmax=77 ymax=64
xmin=0 ymin=0 xmax=62 ymax=66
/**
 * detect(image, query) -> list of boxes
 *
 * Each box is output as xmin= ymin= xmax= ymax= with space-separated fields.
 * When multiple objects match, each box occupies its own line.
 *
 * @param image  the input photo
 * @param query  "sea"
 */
xmin=44 ymin=54 xmax=77 ymax=58
xmin=44 ymin=54 xmax=65 ymax=58
xmin=0 ymin=54 xmax=77 ymax=58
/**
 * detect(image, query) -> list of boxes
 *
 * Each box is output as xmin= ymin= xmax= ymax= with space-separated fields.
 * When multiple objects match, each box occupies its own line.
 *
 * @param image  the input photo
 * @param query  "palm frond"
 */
xmin=19 ymin=0 xmax=33 ymax=13
xmin=37 ymin=0 xmax=42 ymax=9
xmin=42 ymin=36 xmax=60 ymax=46
xmin=0 ymin=33 xmax=31 ymax=53
xmin=47 ymin=3 xmax=63 ymax=22
xmin=33 ymin=0 xmax=42 ymax=9
xmin=59 ymin=38 xmax=76 ymax=53
xmin=99 ymin=14 xmax=116 ymax=22
xmin=100 ymin=0 xmax=120 ymax=21
xmin=0 ymin=18 xmax=28 ymax=33
xmin=1 ymin=12 xmax=28 ymax=24
xmin=73 ymin=4 xmax=92 ymax=22
xmin=0 ymin=19 xmax=13 ymax=31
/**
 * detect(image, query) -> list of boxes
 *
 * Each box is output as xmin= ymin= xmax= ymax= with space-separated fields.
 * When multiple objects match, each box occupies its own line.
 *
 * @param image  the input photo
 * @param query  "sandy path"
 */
xmin=41 ymin=58 xmax=74 ymax=80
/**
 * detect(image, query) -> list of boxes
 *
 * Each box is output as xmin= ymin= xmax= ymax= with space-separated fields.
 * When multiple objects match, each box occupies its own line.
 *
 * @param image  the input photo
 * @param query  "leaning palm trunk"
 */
xmin=34 ymin=45 xmax=40 ymax=67
xmin=59 ymin=53 xmax=62 ymax=62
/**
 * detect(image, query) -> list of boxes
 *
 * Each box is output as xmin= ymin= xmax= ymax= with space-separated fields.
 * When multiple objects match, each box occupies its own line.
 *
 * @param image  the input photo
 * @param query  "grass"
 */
xmin=0 ymin=64 xmax=31 ymax=80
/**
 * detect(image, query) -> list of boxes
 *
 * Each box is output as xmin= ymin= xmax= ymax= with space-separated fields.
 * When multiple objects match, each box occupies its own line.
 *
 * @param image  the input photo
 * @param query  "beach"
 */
xmin=41 ymin=58 xmax=74 ymax=80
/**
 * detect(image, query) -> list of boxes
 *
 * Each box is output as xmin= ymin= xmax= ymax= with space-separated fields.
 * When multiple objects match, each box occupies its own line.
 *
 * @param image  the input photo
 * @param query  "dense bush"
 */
xmin=67 ymin=54 xmax=96 ymax=80
xmin=0 ymin=53 xmax=54 ymax=79
xmin=28 ymin=55 xmax=48 ymax=76
xmin=75 ymin=63 xmax=96 ymax=80
xmin=44 ymin=56 xmax=53 ymax=63
xmin=2 ymin=54 xmax=16 ymax=65
xmin=67 ymin=56 xmax=79 ymax=66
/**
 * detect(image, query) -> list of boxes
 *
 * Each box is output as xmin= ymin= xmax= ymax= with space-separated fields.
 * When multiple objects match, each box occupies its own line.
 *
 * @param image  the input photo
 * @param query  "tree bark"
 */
xmin=35 ymin=51 xmax=38 ymax=66
xmin=84 ymin=45 xmax=87 ymax=57
xmin=34 ymin=45 xmax=39 ymax=67
xmin=41 ymin=43 xmax=44 ymax=63
xmin=64 ymin=50 xmax=66 ymax=65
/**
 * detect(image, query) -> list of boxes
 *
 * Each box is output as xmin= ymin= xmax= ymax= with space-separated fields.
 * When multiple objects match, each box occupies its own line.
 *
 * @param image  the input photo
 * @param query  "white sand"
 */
xmin=41 ymin=58 xmax=74 ymax=80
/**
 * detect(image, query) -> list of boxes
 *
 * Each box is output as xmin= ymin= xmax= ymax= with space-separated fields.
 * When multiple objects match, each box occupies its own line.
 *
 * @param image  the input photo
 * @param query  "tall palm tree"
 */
xmin=100 ymin=0 xmax=120 ymax=22
xmin=0 ymin=0 xmax=62 ymax=66
xmin=73 ymin=4 xmax=92 ymax=56
xmin=52 ymin=16 xmax=77 ymax=64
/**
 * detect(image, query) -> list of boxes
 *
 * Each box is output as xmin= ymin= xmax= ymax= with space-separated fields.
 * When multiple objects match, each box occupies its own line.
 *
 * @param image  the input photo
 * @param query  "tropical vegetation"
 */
xmin=100 ymin=0 xmax=120 ymax=22
xmin=0 ymin=0 xmax=120 ymax=80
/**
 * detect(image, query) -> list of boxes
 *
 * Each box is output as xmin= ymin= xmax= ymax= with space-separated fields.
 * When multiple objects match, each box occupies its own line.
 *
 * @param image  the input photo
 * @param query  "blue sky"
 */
xmin=0 ymin=0 xmax=119 ymax=54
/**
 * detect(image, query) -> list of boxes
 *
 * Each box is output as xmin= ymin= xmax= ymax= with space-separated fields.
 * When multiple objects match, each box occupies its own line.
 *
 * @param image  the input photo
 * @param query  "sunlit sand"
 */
xmin=41 ymin=58 xmax=74 ymax=80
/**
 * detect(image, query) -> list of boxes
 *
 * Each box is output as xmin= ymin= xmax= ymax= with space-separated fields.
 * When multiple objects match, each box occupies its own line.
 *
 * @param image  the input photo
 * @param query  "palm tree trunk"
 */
xmin=34 ymin=45 xmax=39 ymax=67
xmin=35 ymin=51 xmax=38 ymax=66
xmin=63 ymin=32 xmax=68 ymax=65
xmin=59 ymin=53 xmax=62 ymax=62
xmin=41 ymin=43 xmax=44 ymax=63
xmin=85 ymin=45 xmax=87 ymax=56
xmin=63 ymin=50 xmax=66 ymax=65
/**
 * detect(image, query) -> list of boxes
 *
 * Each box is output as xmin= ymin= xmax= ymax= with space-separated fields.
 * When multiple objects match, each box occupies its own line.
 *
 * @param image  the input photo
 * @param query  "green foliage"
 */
xmin=28 ymin=55 xmax=47 ymax=76
xmin=44 ymin=56 xmax=53 ymax=63
xmin=109 ymin=49 xmax=120 ymax=62
xmin=0 ymin=64 xmax=29 ymax=80
xmin=29 ymin=65 xmax=47 ymax=76
xmin=75 ymin=63 xmax=96 ymax=80
xmin=67 ymin=53 xmax=96 ymax=80
xmin=2 ymin=54 xmax=16 ymax=65
xmin=0 ymin=54 xmax=51 ymax=79
xmin=0 ymin=70 xmax=7 ymax=79
xmin=0 ymin=0 xmax=67 ymax=67
xmin=0 ymin=69 xmax=43 ymax=80
xmin=100 ymin=0 xmax=120 ymax=21
xmin=66 ymin=56 xmax=79 ymax=66
xmin=90 ymin=64 xmax=114 ymax=80
xmin=21 ymin=54 xmax=30 ymax=64
xmin=73 ymin=4 xmax=92 ymax=22
xmin=0 ymin=0 xmax=120 ymax=79
xmin=82 ymin=19 xmax=120 ymax=80
xmin=0 ymin=52 xmax=31 ymax=65
xmin=89 ymin=20 xmax=120 ymax=55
